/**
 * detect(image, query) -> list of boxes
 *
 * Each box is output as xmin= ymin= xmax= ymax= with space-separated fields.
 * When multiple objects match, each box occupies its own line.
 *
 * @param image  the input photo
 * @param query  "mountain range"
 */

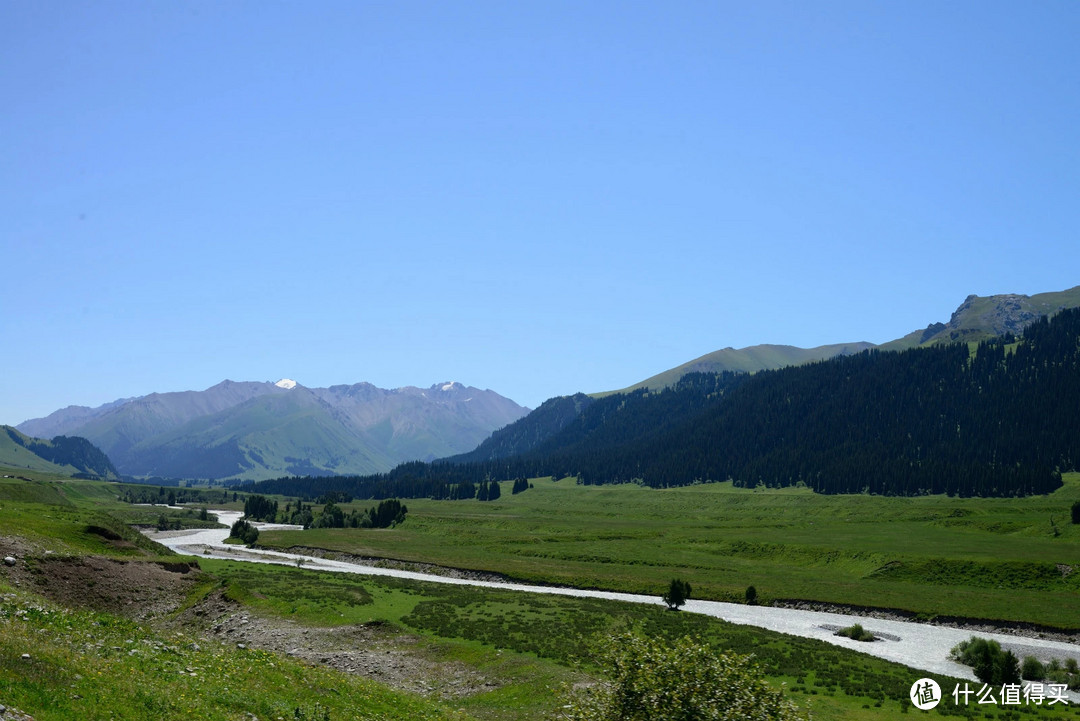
xmin=257 ymin=296 xmax=1080 ymax=501
xmin=15 ymin=284 xmax=1080 ymax=484
xmin=17 ymin=380 xmax=528 ymax=481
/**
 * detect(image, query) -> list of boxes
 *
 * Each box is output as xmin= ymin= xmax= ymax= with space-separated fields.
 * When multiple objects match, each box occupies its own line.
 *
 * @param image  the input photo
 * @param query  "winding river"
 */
xmin=147 ymin=510 xmax=1080 ymax=694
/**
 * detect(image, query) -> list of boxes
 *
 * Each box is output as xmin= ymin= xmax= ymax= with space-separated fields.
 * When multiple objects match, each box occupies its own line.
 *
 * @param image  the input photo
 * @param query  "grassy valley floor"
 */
xmin=3 ymin=469 xmax=1080 ymax=719
xmin=257 ymin=474 xmax=1080 ymax=630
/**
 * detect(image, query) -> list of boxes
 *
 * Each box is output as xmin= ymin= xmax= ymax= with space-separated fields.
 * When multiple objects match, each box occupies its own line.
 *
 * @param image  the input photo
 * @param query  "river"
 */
xmin=146 ymin=509 xmax=1080 ymax=694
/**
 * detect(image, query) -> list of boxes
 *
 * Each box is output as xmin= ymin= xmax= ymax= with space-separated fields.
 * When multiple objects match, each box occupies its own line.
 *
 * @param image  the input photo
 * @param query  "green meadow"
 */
xmin=0 ymin=581 xmax=467 ymax=721
xmin=3 ymin=468 xmax=1080 ymax=720
xmin=258 ymin=474 xmax=1080 ymax=629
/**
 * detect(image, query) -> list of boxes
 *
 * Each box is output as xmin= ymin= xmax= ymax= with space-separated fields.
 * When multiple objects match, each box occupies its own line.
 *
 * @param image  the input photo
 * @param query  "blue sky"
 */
xmin=3 ymin=1 xmax=1079 ymax=425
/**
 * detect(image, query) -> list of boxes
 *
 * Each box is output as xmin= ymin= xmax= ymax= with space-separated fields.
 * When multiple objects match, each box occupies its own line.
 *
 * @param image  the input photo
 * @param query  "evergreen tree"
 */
xmin=662 ymin=578 xmax=692 ymax=610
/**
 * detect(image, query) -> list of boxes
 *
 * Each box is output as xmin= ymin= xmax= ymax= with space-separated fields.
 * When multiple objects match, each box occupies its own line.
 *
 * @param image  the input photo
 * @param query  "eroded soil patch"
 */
xmin=178 ymin=590 xmax=496 ymax=700
xmin=0 ymin=544 xmax=199 ymax=621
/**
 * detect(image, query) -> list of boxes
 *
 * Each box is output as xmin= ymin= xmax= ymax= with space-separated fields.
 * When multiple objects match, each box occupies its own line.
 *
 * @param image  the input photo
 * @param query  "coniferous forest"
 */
xmin=252 ymin=307 xmax=1080 ymax=500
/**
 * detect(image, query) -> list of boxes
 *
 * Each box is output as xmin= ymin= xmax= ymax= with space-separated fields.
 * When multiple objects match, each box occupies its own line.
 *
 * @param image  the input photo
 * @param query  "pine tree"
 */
xmin=662 ymin=578 xmax=692 ymax=610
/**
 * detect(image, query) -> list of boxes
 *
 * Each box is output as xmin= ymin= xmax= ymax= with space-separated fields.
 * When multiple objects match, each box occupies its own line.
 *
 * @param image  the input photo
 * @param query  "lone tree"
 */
xmin=1072 ymin=500 xmax=1080 ymax=524
xmin=662 ymin=578 xmax=692 ymax=610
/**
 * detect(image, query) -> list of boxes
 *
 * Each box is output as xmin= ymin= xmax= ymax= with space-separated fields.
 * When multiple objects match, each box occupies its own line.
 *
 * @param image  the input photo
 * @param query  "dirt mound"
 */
xmin=0 ymin=549 xmax=201 ymax=621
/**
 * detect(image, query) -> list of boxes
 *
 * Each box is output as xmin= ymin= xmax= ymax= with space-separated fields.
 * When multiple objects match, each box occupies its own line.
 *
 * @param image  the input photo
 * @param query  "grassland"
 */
xmin=257 ymin=474 xmax=1080 ymax=629
xmin=4 ymin=470 xmax=1080 ymax=719
xmin=167 ymin=558 xmax=1080 ymax=720
xmin=0 ymin=579 xmax=467 ymax=721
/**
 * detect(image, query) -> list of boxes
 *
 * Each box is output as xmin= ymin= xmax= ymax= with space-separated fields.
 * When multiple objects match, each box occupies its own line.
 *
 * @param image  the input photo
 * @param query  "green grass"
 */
xmin=0 ymin=477 xmax=205 ymax=557
xmin=0 ymin=435 xmax=95 ymax=477
xmin=199 ymin=558 xmax=1080 ymax=720
xmin=257 ymin=474 xmax=1080 ymax=628
xmin=4 ymin=475 xmax=1080 ymax=720
xmin=0 ymin=579 xmax=469 ymax=721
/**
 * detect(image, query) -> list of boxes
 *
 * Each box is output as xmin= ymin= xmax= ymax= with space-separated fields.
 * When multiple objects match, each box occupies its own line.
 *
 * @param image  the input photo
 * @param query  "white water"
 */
xmin=148 ymin=510 xmax=1080 ymax=693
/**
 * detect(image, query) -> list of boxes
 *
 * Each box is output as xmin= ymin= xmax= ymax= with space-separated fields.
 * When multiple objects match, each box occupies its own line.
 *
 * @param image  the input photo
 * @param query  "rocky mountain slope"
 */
xmin=880 ymin=285 xmax=1080 ymax=350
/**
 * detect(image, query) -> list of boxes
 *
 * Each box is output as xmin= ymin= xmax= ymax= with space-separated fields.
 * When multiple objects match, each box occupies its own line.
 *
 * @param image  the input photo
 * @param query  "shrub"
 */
xmin=229 ymin=519 xmax=260 ymax=545
xmin=950 ymin=637 xmax=1021 ymax=685
xmin=835 ymin=623 xmax=876 ymax=642
xmin=1021 ymin=656 xmax=1046 ymax=680
xmin=745 ymin=586 xmax=757 ymax=605
xmin=562 ymin=631 xmax=807 ymax=721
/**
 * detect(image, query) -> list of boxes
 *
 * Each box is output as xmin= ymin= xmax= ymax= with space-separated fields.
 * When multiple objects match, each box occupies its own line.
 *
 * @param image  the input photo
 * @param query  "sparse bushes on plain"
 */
xmin=1022 ymin=656 xmax=1080 ymax=690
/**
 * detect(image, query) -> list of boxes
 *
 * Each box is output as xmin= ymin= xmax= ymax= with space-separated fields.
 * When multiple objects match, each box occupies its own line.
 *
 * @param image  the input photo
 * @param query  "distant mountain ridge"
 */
xmin=18 ymin=380 xmax=528 ymax=481
xmin=478 ymin=284 xmax=1080 ymax=479
xmin=880 ymin=285 xmax=1080 ymax=350
xmin=606 ymin=285 xmax=1080 ymax=393
xmin=611 ymin=342 xmax=875 ymax=395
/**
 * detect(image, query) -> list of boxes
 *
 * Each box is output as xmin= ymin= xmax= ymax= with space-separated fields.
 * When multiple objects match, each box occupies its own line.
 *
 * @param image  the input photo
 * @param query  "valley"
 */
xmin=10 ymin=1 xmax=1080 ymax=716
xmin=4 ymin=289 xmax=1080 ymax=720
xmin=252 ymin=475 xmax=1080 ymax=630
xmin=148 ymin=506 xmax=1080 ymax=684
xmin=3 ymin=470 xmax=1080 ymax=720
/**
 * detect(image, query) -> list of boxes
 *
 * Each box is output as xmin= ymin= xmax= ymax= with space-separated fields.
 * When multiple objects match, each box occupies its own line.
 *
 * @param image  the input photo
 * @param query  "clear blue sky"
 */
xmin=3 ymin=1 xmax=1079 ymax=425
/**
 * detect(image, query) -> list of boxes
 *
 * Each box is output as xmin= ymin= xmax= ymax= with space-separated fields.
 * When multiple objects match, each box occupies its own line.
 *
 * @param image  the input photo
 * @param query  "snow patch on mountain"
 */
xmin=275 ymin=379 xmax=297 ymax=390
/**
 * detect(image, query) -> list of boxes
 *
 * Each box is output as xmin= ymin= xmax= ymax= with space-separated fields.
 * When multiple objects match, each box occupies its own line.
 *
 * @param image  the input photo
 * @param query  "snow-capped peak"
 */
xmin=275 ymin=378 xmax=297 ymax=390
xmin=441 ymin=381 xmax=459 ymax=391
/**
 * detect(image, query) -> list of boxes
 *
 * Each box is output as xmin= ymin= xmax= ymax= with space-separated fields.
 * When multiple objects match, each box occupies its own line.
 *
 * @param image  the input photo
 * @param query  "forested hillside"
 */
xmin=253 ymin=308 xmax=1080 ymax=500
xmin=447 ymin=392 xmax=598 ymax=463
xmin=1 ymin=426 xmax=119 ymax=479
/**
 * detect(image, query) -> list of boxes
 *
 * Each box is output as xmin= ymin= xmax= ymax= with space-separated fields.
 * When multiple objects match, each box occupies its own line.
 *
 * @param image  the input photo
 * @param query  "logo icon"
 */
xmin=910 ymin=678 xmax=941 ymax=710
